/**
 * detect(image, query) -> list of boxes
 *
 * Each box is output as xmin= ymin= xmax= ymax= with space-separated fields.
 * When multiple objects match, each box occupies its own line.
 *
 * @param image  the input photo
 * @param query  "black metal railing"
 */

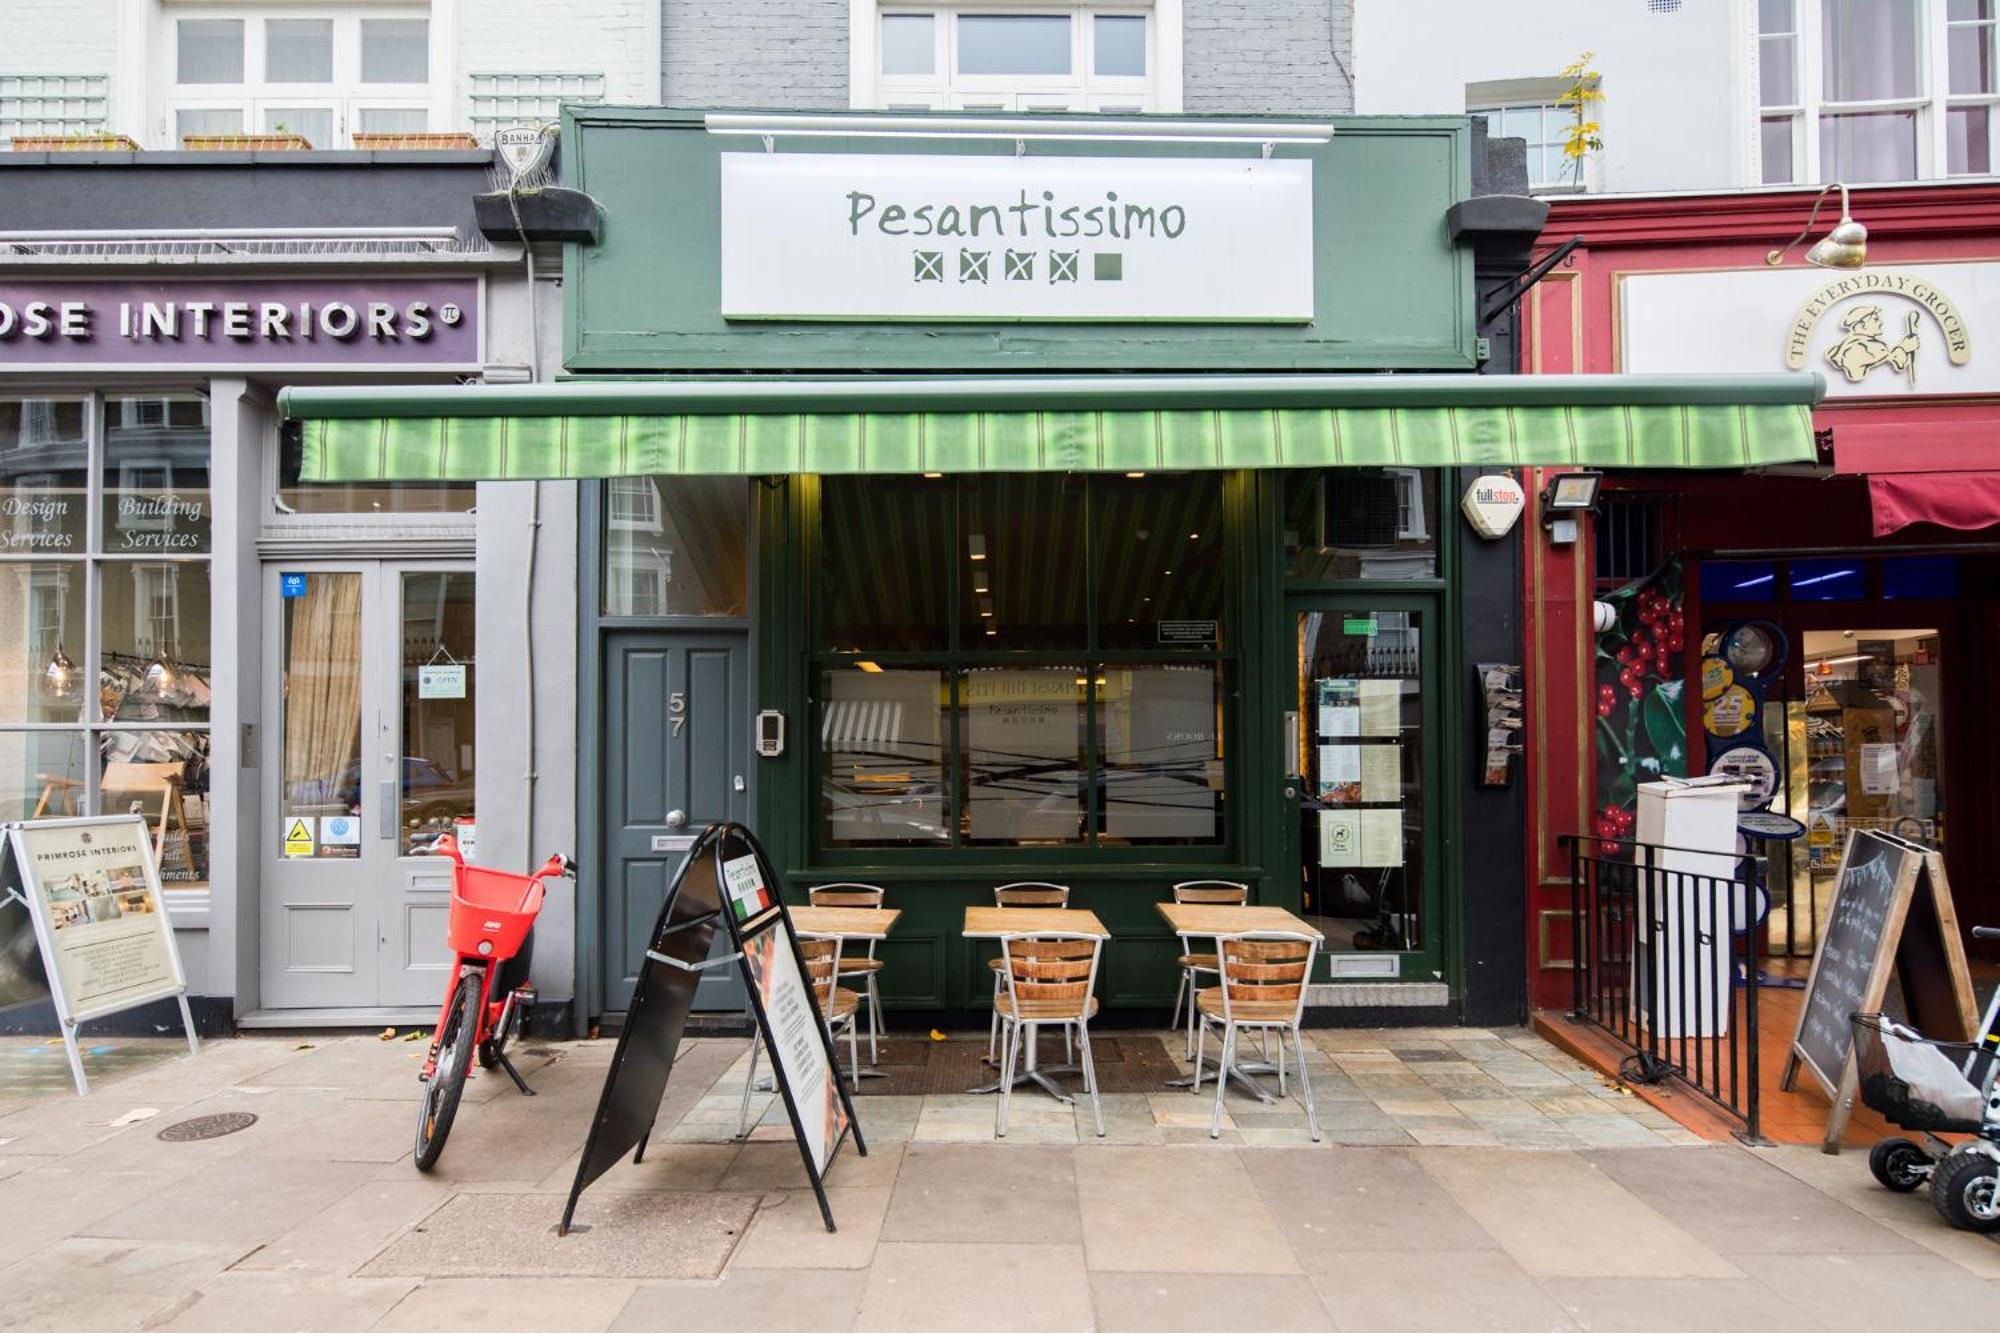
xmin=1560 ymin=833 xmax=1763 ymax=1142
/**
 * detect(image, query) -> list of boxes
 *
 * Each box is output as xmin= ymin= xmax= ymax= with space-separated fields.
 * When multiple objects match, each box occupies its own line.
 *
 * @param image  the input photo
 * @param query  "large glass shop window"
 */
xmin=602 ymin=477 xmax=750 ymax=617
xmin=816 ymin=473 xmax=1228 ymax=850
xmin=0 ymin=396 xmax=213 ymax=886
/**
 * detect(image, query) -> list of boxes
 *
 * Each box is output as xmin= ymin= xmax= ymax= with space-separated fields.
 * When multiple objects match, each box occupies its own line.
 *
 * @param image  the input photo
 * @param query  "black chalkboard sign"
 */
xmin=1789 ymin=831 xmax=1912 ymax=1097
xmin=1783 ymin=830 xmax=1977 ymax=1151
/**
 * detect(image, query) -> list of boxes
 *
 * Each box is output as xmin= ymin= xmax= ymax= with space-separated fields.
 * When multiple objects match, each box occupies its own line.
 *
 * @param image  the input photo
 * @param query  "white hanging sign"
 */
xmin=719 ymin=152 xmax=1315 ymax=323
xmin=418 ymin=664 xmax=467 ymax=699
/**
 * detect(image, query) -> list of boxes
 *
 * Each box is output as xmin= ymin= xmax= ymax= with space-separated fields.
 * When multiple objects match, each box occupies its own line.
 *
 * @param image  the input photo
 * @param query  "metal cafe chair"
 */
xmin=809 ymin=882 xmax=888 ymax=1065
xmin=987 ymin=881 xmax=1071 ymax=1065
xmin=1193 ymin=931 xmax=1322 ymax=1142
xmin=1166 ymin=879 xmax=1251 ymax=1059
xmin=994 ymin=930 xmax=1106 ymax=1138
xmin=736 ymin=932 xmax=862 ymax=1139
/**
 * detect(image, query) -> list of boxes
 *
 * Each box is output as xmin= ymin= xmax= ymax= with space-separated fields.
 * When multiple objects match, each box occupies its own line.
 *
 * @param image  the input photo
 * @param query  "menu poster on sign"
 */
xmin=743 ymin=922 xmax=850 ymax=1176
xmin=1 ymin=815 xmax=198 ymax=1094
xmin=1315 ymin=744 xmax=1361 ymax=802
xmin=1359 ymin=746 xmax=1401 ymax=802
xmin=1358 ymin=680 xmax=1402 ymax=737
xmin=1319 ymin=810 xmax=1360 ymax=867
xmin=1359 ymin=809 xmax=1406 ymax=867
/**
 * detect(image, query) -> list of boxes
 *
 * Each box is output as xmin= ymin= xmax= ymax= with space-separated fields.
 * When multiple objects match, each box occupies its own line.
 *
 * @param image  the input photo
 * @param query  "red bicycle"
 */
xmin=413 ymin=834 xmax=573 ymax=1172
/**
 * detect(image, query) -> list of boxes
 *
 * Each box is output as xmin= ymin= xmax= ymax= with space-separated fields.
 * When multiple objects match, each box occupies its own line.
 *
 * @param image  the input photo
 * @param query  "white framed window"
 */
xmin=854 ymin=3 xmax=1181 ymax=112
xmin=132 ymin=564 xmax=183 ymax=658
xmin=163 ymin=7 xmax=434 ymax=149
xmin=1757 ymin=0 xmax=2000 ymax=184
xmin=1470 ymin=101 xmax=1577 ymax=191
xmin=606 ymin=477 xmax=662 ymax=531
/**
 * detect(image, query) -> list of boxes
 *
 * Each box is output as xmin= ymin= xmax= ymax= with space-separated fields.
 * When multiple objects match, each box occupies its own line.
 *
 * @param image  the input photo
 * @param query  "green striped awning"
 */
xmin=281 ymin=374 xmax=1823 ymax=481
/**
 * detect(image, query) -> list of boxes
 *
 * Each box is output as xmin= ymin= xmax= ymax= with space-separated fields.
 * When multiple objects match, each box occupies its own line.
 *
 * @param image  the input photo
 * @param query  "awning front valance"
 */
xmin=280 ymin=374 xmax=1824 ymax=482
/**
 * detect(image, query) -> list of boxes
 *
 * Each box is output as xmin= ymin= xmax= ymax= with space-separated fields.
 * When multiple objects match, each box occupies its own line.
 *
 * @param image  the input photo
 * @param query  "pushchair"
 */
xmin=1852 ymin=924 xmax=2000 ymax=1232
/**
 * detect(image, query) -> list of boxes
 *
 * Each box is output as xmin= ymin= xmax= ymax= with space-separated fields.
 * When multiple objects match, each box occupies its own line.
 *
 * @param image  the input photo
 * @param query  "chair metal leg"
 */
xmin=1186 ymin=973 xmax=1202 ymax=1060
xmin=1078 ymin=1022 xmax=1104 ymax=1138
xmin=987 ymin=971 xmax=1002 ymax=1064
xmin=867 ymin=975 xmax=881 ymax=1065
xmin=996 ymin=1019 xmax=1021 ymax=1138
xmin=1277 ymin=1029 xmax=1287 ymax=1097
xmin=1064 ymin=1024 xmax=1073 ymax=1066
xmin=1291 ymin=1027 xmax=1321 ymax=1142
xmin=1168 ymin=967 xmax=1186 ymax=1037
xmin=847 ymin=1014 xmax=859 ymax=1079
xmin=736 ymin=1036 xmax=762 ymax=1139
xmin=1210 ymin=1025 xmax=1234 ymax=1139
xmin=1191 ymin=1016 xmax=1206 ymax=1094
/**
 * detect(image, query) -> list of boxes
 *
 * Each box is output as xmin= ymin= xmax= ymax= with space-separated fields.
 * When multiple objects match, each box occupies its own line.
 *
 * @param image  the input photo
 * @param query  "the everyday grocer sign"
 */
xmin=719 ymin=153 xmax=1314 ymax=323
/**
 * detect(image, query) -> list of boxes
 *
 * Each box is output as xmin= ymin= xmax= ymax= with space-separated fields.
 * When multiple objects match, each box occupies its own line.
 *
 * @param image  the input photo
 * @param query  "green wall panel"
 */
xmin=563 ymin=109 xmax=1475 ymax=373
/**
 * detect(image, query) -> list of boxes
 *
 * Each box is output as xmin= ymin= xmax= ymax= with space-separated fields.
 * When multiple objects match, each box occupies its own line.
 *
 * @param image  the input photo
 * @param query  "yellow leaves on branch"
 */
xmin=1557 ymin=51 xmax=1604 ymax=176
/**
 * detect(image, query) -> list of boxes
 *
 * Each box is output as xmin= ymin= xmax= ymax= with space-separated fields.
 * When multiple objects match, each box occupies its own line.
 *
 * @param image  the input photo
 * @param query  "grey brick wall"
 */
xmin=663 ymin=0 xmax=849 ymax=109
xmin=1183 ymin=0 xmax=1355 ymax=114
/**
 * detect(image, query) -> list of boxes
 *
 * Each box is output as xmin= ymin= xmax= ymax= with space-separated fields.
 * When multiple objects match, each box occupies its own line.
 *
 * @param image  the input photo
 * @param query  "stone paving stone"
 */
xmin=1735 ymin=1251 xmax=1999 ymax=1326
xmin=1075 ymin=1145 xmax=1297 ymax=1274
xmin=1543 ymin=1277 xmax=1820 ymax=1333
xmin=375 ymin=1276 xmax=637 ymax=1332
xmin=535 ymin=1143 xmax=743 ymax=1195
xmin=721 ymin=1140 xmax=903 ymax=1192
xmin=882 ymin=1142 xmax=1079 ymax=1243
xmin=857 ymin=1241 xmax=1093 ymax=1333
xmin=144 ymin=1272 xmax=418 ymax=1331
xmin=1418 ymin=1149 xmax=1742 ymax=1279
xmin=1310 ymin=1250 xmax=1580 ymax=1333
xmin=361 ymin=1189 xmax=759 ymax=1279
xmin=1243 ymin=1147 xmax=1499 ymax=1259
xmin=80 ymin=1155 xmax=381 ymax=1246
xmin=1585 ymin=1146 xmax=1927 ymax=1257
xmin=1090 ymin=1271 xmax=1336 ymax=1333
xmin=611 ymin=1267 xmax=868 ymax=1333
xmin=0 ymin=1236 xmax=253 ymax=1333
xmin=732 ymin=1185 xmax=892 ymax=1269
xmin=232 ymin=1177 xmax=456 ymax=1275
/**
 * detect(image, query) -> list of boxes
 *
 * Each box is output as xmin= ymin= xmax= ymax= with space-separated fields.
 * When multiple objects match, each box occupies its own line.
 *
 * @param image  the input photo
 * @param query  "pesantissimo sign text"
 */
xmin=719 ymin=153 xmax=1315 ymax=323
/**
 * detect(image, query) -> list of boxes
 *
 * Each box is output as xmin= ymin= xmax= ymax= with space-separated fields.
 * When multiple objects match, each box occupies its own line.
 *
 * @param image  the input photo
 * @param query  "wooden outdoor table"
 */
xmin=785 ymin=905 xmax=901 ymax=1080
xmin=789 ymin=905 xmax=903 ymax=938
xmin=1155 ymin=901 xmax=1325 ymax=1101
xmin=962 ymin=905 xmax=1110 ymax=1100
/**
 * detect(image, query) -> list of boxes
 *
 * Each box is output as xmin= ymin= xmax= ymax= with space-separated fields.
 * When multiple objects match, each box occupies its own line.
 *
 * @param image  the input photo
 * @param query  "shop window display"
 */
xmin=0 ymin=395 xmax=212 ymax=886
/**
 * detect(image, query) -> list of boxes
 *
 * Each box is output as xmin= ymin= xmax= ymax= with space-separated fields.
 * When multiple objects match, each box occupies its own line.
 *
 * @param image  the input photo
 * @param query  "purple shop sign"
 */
xmin=0 ymin=276 xmax=481 ymax=367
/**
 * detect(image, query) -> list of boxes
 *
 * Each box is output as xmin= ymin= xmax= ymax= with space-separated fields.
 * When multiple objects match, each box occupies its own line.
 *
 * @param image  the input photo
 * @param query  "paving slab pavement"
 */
xmin=0 ymin=1028 xmax=1992 ymax=1330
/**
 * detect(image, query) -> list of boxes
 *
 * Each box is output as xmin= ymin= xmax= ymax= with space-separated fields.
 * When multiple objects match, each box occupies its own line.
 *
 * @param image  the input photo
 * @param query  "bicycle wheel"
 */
xmin=413 ymin=969 xmax=479 ymax=1173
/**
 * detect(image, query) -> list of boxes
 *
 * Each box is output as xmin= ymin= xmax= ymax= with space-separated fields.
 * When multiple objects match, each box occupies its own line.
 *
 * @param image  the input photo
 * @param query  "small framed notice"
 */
xmin=2 ymin=815 xmax=198 ymax=1094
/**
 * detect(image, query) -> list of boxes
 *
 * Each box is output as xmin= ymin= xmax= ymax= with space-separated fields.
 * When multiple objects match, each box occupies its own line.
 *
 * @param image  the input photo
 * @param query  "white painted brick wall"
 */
xmin=1183 ymin=0 xmax=1355 ymax=114
xmin=0 ymin=0 xmax=122 ymax=129
xmin=457 ymin=0 xmax=659 ymax=113
xmin=663 ymin=0 xmax=848 ymax=110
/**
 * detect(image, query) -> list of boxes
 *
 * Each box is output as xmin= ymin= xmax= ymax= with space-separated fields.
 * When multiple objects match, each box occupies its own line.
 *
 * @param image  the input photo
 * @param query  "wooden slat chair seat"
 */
xmin=1193 ymin=932 xmax=1322 ymax=1142
xmin=1167 ymin=879 xmax=1250 ymax=1057
xmin=994 ymin=931 xmax=1106 ymax=1138
xmin=808 ymin=882 xmax=888 ymax=1064
xmin=987 ymin=881 xmax=1071 ymax=1064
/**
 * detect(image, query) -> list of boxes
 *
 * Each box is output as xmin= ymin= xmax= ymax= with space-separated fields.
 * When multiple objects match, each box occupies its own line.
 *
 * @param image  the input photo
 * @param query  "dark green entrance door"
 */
xmin=1285 ymin=594 xmax=1446 ymax=987
xmin=601 ymin=630 xmax=750 ymax=1013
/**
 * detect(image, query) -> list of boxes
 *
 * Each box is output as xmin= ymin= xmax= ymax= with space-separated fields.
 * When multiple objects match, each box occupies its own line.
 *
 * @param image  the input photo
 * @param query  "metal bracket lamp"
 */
xmin=1765 ymin=183 xmax=1867 ymax=270
xmin=1540 ymin=469 xmax=1603 ymax=545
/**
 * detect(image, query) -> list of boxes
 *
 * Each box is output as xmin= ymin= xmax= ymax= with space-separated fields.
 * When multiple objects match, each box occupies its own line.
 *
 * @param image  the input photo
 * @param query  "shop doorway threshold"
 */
xmin=1307 ymin=982 xmax=1449 ymax=1007
xmin=237 ymin=1006 xmax=440 ymax=1030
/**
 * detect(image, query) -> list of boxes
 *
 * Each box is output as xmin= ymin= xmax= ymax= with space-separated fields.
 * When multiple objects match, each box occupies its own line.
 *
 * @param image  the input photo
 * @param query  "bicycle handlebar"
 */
xmin=1973 ymin=926 xmax=2000 ymax=941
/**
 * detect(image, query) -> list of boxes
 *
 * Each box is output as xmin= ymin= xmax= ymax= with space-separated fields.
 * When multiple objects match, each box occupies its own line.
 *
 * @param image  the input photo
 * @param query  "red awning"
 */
xmin=1828 ymin=415 xmax=2000 ymax=536
xmin=1867 ymin=471 xmax=2000 ymax=537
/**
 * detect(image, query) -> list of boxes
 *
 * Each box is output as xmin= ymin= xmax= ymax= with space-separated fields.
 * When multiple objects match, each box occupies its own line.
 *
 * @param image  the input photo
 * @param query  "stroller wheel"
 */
xmin=1868 ymin=1138 xmax=1931 ymax=1192
xmin=1930 ymin=1151 xmax=2000 ymax=1233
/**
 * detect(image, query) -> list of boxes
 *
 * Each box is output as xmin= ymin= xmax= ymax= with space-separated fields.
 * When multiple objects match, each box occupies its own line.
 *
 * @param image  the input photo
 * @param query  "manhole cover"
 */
xmin=157 ymin=1112 xmax=257 ymax=1142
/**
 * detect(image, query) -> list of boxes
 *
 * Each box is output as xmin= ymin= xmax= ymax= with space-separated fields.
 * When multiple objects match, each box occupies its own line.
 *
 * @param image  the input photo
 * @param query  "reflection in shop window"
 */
xmin=281 ymin=572 xmax=364 ymax=851
xmin=602 ymin=477 xmax=748 ymax=617
xmin=100 ymin=729 xmax=210 ymax=884
xmin=962 ymin=665 xmax=1086 ymax=845
xmin=820 ymin=666 xmax=948 ymax=845
xmin=1096 ymin=663 xmax=1224 ymax=845
xmin=1285 ymin=469 xmax=1438 ymax=581
xmin=401 ymin=572 xmax=475 ymax=855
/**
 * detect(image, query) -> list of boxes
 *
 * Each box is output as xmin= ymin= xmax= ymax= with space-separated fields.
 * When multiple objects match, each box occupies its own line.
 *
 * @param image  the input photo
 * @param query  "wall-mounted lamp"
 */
xmin=1540 ymin=470 xmax=1603 ymax=545
xmin=1765 ymin=183 xmax=1867 ymax=270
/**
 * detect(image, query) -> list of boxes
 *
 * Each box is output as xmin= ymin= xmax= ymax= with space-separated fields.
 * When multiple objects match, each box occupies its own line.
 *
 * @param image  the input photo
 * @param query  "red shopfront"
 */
xmin=1520 ymin=183 xmax=2000 ymax=1012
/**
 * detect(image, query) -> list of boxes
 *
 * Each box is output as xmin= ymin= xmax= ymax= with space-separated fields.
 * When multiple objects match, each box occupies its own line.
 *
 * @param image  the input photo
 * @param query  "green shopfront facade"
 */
xmin=280 ymin=109 xmax=1819 ymax=1029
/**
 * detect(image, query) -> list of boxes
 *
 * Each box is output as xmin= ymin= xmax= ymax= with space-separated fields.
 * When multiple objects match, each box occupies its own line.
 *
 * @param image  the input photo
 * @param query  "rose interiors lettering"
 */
xmin=0 ymin=298 xmax=462 ymax=344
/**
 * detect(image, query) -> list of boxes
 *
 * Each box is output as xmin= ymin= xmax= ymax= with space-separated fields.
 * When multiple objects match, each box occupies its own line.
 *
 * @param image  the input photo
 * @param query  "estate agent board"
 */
xmin=2 ymin=815 xmax=198 ymax=1093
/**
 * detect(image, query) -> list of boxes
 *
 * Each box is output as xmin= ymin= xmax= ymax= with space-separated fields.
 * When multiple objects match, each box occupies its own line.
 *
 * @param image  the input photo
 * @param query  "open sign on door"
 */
xmin=418 ymin=664 xmax=467 ymax=699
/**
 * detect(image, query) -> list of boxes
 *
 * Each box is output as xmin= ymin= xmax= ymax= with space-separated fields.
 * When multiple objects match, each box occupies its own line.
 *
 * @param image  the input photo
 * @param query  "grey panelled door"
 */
xmin=602 ymin=630 xmax=750 ymax=1014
